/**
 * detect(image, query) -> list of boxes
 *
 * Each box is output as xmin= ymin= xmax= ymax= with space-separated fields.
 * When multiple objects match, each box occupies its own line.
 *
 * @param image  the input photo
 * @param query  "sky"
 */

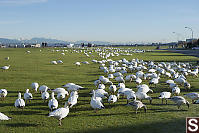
xmin=0 ymin=0 xmax=199 ymax=43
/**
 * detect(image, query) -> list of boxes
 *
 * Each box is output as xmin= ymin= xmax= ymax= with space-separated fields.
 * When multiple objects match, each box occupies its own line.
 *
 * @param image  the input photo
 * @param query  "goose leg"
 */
xmin=162 ymin=99 xmax=163 ymax=104
xmin=59 ymin=120 xmax=62 ymax=126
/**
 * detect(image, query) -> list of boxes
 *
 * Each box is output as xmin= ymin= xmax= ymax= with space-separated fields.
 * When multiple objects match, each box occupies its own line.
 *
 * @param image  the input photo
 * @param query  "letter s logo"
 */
xmin=188 ymin=119 xmax=198 ymax=132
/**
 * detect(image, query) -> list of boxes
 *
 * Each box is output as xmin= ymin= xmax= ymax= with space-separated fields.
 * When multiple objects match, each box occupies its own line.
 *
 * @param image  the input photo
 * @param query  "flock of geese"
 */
xmin=0 ymin=47 xmax=199 ymax=126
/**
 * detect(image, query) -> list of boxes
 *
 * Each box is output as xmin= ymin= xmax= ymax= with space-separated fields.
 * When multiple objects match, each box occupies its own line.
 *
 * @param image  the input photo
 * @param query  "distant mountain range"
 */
xmin=0 ymin=37 xmax=117 ymax=45
xmin=0 ymin=37 xmax=157 ymax=46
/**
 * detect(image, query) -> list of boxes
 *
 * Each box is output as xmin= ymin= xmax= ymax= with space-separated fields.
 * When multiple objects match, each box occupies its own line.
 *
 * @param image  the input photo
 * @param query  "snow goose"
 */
xmin=15 ymin=92 xmax=25 ymax=109
xmin=135 ymin=92 xmax=152 ymax=104
xmin=184 ymin=82 xmax=191 ymax=90
xmin=127 ymin=100 xmax=147 ymax=114
xmin=62 ymin=83 xmax=84 ymax=92
xmin=67 ymin=91 xmax=78 ymax=108
xmin=0 ymin=112 xmax=11 ymax=121
xmin=137 ymin=84 xmax=153 ymax=93
xmin=158 ymin=92 xmax=171 ymax=104
xmin=93 ymin=89 xmax=109 ymax=99
xmin=109 ymin=85 xmax=117 ymax=94
xmin=135 ymin=77 xmax=142 ymax=84
xmin=24 ymin=89 xmax=33 ymax=103
xmin=5 ymin=57 xmax=9 ymax=60
xmin=75 ymin=62 xmax=81 ymax=66
xmin=51 ymin=61 xmax=57 ymax=64
xmin=98 ymin=84 xmax=106 ymax=89
xmin=172 ymin=87 xmax=181 ymax=95
xmin=174 ymin=77 xmax=186 ymax=85
xmin=48 ymin=92 xmax=58 ymax=111
xmin=41 ymin=89 xmax=50 ymax=102
xmin=0 ymin=89 xmax=8 ymax=100
xmin=184 ymin=93 xmax=199 ymax=103
xmin=1 ymin=65 xmax=10 ymax=70
xmin=108 ymin=95 xmax=117 ymax=103
xmin=166 ymin=80 xmax=174 ymax=84
xmin=48 ymin=102 xmax=70 ymax=126
xmin=31 ymin=82 xmax=39 ymax=92
xmin=57 ymin=60 xmax=63 ymax=64
xmin=90 ymin=90 xmax=105 ymax=112
xmin=39 ymin=85 xmax=49 ymax=93
xmin=52 ymin=88 xmax=69 ymax=95
xmin=126 ymin=91 xmax=136 ymax=104
xmin=168 ymin=96 xmax=189 ymax=109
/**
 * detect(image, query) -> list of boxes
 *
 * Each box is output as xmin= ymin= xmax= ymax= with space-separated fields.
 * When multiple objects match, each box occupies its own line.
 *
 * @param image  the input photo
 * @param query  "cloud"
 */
xmin=0 ymin=0 xmax=48 ymax=5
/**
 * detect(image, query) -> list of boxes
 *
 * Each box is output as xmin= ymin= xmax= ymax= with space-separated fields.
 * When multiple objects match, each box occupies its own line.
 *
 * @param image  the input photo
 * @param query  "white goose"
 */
xmin=1 ymin=65 xmax=10 ymax=70
xmin=67 ymin=91 xmax=78 ymax=108
xmin=158 ymin=92 xmax=171 ymax=104
xmin=127 ymin=100 xmax=147 ymax=114
xmin=90 ymin=90 xmax=105 ymax=112
xmin=41 ymin=88 xmax=50 ymax=102
xmin=39 ymin=85 xmax=49 ymax=93
xmin=24 ymin=89 xmax=33 ymax=103
xmin=168 ymin=96 xmax=189 ymax=109
xmin=172 ymin=87 xmax=181 ymax=95
xmin=109 ymin=85 xmax=117 ymax=94
xmin=0 ymin=89 xmax=8 ymax=100
xmin=48 ymin=102 xmax=70 ymax=126
xmin=15 ymin=92 xmax=25 ymax=109
xmin=184 ymin=93 xmax=199 ymax=103
xmin=31 ymin=82 xmax=39 ymax=92
xmin=48 ymin=92 xmax=58 ymax=111
xmin=62 ymin=83 xmax=83 ymax=92
xmin=108 ymin=95 xmax=117 ymax=103
xmin=135 ymin=92 xmax=152 ymax=104
xmin=0 ymin=112 xmax=11 ymax=121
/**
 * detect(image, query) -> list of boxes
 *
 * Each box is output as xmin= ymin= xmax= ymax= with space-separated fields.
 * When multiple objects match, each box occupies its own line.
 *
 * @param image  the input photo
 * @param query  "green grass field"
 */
xmin=0 ymin=47 xmax=199 ymax=133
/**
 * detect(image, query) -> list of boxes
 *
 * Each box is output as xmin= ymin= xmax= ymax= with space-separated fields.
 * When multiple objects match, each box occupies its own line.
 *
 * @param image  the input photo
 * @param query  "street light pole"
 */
xmin=185 ymin=26 xmax=194 ymax=40
xmin=185 ymin=26 xmax=194 ymax=48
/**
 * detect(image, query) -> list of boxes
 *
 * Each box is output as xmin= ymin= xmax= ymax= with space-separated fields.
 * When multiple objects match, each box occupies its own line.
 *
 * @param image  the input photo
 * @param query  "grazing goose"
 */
xmin=135 ymin=92 xmax=152 ymax=104
xmin=0 ymin=112 xmax=11 ymax=120
xmin=135 ymin=77 xmax=142 ymax=84
xmin=98 ymin=84 xmax=106 ymax=89
xmin=93 ymin=89 xmax=109 ymax=99
xmin=168 ymin=96 xmax=189 ymax=109
xmin=184 ymin=93 xmax=199 ymax=103
xmin=166 ymin=80 xmax=174 ymax=84
xmin=108 ymin=95 xmax=117 ymax=103
xmin=172 ymin=87 xmax=181 ymax=95
xmin=126 ymin=92 xmax=136 ymax=104
xmin=67 ymin=91 xmax=78 ymax=108
xmin=15 ymin=92 xmax=25 ymax=109
xmin=42 ymin=89 xmax=50 ymax=102
xmin=90 ymin=90 xmax=105 ymax=112
xmin=5 ymin=57 xmax=9 ymax=60
xmin=48 ymin=102 xmax=70 ymax=126
xmin=31 ymin=82 xmax=39 ymax=92
xmin=39 ymin=85 xmax=49 ymax=93
xmin=158 ymin=92 xmax=171 ymax=104
xmin=109 ymin=85 xmax=117 ymax=94
xmin=48 ymin=92 xmax=58 ymax=111
xmin=24 ymin=89 xmax=33 ymax=103
xmin=0 ymin=89 xmax=8 ymax=100
xmin=137 ymin=84 xmax=153 ymax=93
xmin=75 ymin=62 xmax=81 ymax=66
xmin=127 ymin=100 xmax=147 ymax=114
xmin=52 ymin=88 xmax=69 ymax=95
xmin=1 ymin=65 xmax=10 ymax=70
xmin=62 ymin=83 xmax=83 ymax=92
xmin=51 ymin=61 xmax=57 ymax=64
xmin=184 ymin=82 xmax=191 ymax=90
